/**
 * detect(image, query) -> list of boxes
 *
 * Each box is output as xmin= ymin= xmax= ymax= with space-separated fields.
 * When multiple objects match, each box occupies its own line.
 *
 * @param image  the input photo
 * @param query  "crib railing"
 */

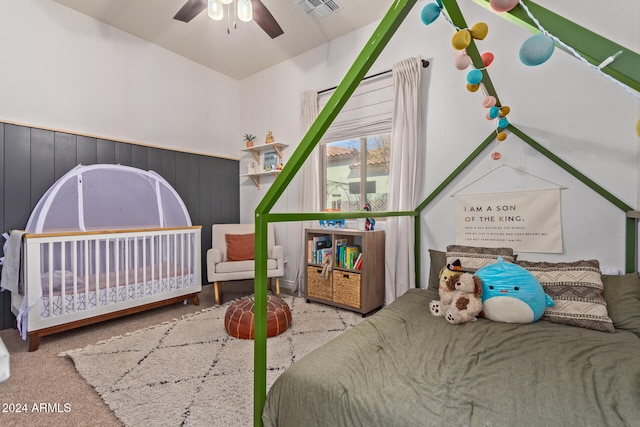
xmin=14 ymin=226 xmax=201 ymax=335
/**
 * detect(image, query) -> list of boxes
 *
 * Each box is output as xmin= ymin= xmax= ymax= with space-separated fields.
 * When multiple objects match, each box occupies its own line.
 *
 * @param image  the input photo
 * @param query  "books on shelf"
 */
xmin=308 ymin=235 xmax=331 ymax=264
xmin=353 ymin=252 xmax=363 ymax=270
xmin=334 ymin=238 xmax=348 ymax=267
xmin=335 ymin=242 xmax=361 ymax=270
xmin=308 ymin=234 xmax=362 ymax=270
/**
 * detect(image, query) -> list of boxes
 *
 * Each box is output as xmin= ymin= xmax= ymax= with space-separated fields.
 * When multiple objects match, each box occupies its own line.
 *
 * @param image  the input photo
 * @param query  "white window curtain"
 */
xmin=293 ymin=89 xmax=320 ymax=295
xmin=385 ymin=56 xmax=424 ymax=304
xmin=317 ymin=73 xmax=393 ymax=143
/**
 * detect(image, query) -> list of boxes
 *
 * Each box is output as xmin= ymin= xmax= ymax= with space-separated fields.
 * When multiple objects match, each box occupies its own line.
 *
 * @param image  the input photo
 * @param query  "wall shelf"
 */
xmin=240 ymin=170 xmax=281 ymax=189
xmin=241 ymin=142 xmax=288 ymax=189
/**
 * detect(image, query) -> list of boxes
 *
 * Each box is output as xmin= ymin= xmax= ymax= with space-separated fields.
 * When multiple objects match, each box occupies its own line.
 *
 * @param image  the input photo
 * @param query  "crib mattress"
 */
xmin=39 ymin=263 xmax=194 ymax=318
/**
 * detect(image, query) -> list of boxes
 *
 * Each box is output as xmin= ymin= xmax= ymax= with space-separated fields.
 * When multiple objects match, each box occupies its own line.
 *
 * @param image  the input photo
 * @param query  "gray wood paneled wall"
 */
xmin=0 ymin=122 xmax=240 ymax=330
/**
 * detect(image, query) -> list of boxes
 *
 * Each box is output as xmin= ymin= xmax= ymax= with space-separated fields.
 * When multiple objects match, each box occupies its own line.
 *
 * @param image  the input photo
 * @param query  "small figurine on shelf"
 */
xmin=265 ymin=131 xmax=274 ymax=144
xmin=363 ymin=203 xmax=376 ymax=231
xmin=246 ymin=161 xmax=256 ymax=174
xmin=277 ymin=162 xmax=283 ymax=170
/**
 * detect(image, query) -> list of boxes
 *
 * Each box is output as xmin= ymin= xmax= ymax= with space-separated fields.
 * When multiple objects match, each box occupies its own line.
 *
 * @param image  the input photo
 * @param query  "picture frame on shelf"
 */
xmin=263 ymin=151 xmax=279 ymax=171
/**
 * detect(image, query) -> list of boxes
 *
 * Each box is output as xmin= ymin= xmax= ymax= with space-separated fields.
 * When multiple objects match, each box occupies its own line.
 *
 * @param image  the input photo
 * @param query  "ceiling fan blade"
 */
xmin=173 ymin=0 xmax=207 ymax=23
xmin=252 ymin=0 xmax=284 ymax=39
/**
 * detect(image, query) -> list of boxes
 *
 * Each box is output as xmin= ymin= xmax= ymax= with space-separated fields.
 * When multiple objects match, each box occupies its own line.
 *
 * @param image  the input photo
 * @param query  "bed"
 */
xmin=262 ymin=251 xmax=640 ymax=426
xmin=10 ymin=226 xmax=202 ymax=351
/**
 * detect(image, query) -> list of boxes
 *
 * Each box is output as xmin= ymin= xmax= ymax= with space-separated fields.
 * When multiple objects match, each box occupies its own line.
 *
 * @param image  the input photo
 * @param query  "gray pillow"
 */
xmin=602 ymin=273 xmax=640 ymax=338
xmin=446 ymin=244 xmax=515 ymax=273
xmin=516 ymin=259 xmax=614 ymax=333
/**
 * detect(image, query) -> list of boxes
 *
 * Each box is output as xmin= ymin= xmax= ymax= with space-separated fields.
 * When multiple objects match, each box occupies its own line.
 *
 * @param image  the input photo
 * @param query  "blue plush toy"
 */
xmin=475 ymin=257 xmax=554 ymax=323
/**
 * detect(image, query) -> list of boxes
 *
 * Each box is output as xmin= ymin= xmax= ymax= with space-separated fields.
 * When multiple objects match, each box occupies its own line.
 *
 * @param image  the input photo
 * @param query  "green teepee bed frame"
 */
xmin=251 ymin=1 xmax=640 ymax=424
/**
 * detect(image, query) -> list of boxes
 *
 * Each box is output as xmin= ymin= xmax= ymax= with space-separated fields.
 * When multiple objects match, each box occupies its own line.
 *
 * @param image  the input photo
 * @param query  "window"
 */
xmin=318 ymin=73 xmax=393 ymax=212
xmin=322 ymin=135 xmax=390 ymax=212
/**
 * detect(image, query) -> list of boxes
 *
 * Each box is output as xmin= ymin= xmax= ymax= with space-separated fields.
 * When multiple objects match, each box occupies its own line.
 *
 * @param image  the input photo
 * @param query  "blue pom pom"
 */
xmin=519 ymin=33 xmax=555 ymax=66
xmin=498 ymin=117 xmax=509 ymax=128
xmin=489 ymin=106 xmax=499 ymax=119
xmin=421 ymin=3 xmax=441 ymax=26
xmin=466 ymin=69 xmax=483 ymax=85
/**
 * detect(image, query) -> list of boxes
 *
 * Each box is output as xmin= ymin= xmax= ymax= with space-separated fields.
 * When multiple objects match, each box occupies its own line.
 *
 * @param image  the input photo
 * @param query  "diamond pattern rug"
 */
xmin=61 ymin=296 xmax=363 ymax=426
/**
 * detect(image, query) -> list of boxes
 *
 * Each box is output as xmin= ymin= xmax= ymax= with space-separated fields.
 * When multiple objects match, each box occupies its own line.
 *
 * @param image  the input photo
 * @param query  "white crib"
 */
xmin=11 ymin=226 xmax=201 ymax=351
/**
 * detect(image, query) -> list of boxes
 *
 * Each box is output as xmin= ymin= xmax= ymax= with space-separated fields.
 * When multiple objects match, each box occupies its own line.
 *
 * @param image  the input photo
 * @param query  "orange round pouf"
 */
xmin=224 ymin=295 xmax=292 ymax=339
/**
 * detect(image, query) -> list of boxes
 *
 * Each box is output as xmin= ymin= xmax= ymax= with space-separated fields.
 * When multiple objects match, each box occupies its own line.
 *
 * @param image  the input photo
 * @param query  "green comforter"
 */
xmin=263 ymin=288 xmax=640 ymax=427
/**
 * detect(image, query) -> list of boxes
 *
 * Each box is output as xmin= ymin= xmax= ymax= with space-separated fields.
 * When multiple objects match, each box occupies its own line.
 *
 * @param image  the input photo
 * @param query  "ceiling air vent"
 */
xmin=295 ymin=0 xmax=342 ymax=20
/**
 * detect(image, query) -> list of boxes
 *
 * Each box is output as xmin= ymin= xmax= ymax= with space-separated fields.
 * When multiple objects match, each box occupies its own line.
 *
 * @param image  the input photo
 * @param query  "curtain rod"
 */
xmin=317 ymin=59 xmax=430 ymax=95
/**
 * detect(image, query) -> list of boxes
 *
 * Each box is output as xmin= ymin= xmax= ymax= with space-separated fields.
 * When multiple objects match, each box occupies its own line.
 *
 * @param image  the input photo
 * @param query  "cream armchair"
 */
xmin=207 ymin=223 xmax=284 ymax=304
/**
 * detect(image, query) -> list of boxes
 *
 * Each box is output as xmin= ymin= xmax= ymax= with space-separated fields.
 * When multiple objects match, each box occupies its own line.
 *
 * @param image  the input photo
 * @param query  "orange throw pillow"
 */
xmin=225 ymin=233 xmax=255 ymax=261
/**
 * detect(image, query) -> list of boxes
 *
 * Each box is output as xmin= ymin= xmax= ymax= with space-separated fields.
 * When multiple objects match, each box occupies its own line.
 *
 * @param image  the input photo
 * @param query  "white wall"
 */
xmin=240 ymin=0 xmax=640 ymax=288
xmin=0 ymin=0 xmax=241 ymax=159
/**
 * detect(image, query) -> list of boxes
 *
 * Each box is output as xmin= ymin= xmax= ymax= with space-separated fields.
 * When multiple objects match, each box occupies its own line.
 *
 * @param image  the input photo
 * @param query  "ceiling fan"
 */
xmin=173 ymin=0 xmax=284 ymax=39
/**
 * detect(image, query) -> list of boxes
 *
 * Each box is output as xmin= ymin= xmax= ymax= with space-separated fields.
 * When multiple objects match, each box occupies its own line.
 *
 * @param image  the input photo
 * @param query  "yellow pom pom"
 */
xmin=466 ymin=83 xmax=480 ymax=92
xmin=499 ymin=106 xmax=511 ymax=117
xmin=452 ymin=30 xmax=471 ymax=50
xmin=470 ymin=22 xmax=489 ymax=40
xmin=497 ymin=131 xmax=507 ymax=141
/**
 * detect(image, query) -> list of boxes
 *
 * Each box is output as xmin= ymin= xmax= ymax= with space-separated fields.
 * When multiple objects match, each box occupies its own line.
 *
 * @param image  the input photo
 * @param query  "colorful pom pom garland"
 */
xmin=482 ymin=96 xmax=497 ymax=108
xmin=454 ymin=53 xmax=471 ymax=70
xmin=421 ymin=1 xmax=513 ymax=150
xmin=489 ymin=0 xmax=519 ymax=13
xmin=481 ymin=52 xmax=494 ymax=67
xmin=452 ymin=29 xmax=471 ymax=50
xmin=470 ymin=22 xmax=489 ymax=40
xmin=519 ymin=33 xmax=555 ymax=66
xmin=466 ymin=69 xmax=483 ymax=85
xmin=420 ymin=3 xmax=441 ymax=26
xmin=421 ymin=0 xmax=638 ymax=149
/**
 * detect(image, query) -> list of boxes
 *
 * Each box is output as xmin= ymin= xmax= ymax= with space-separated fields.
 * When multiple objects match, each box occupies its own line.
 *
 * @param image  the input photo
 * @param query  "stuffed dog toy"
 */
xmin=430 ymin=272 xmax=483 ymax=325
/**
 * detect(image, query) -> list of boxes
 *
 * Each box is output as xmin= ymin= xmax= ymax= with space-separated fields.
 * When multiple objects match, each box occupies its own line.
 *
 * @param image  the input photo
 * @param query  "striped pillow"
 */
xmin=516 ymin=259 xmax=614 ymax=333
xmin=446 ymin=245 xmax=515 ymax=273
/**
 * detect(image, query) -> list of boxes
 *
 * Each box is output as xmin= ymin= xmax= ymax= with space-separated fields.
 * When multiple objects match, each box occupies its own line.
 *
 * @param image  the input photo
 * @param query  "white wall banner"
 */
xmin=454 ymin=189 xmax=563 ymax=253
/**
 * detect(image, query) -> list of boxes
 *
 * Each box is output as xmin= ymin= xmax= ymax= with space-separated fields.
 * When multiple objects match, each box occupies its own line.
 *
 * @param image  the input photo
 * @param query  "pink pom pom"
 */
xmin=481 ymin=52 xmax=494 ymax=67
xmin=489 ymin=0 xmax=519 ymax=13
xmin=491 ymin=151 xmax=502 ymax=160
xmin=482 ymin=96 xmax=497 ymax=108
xmin=454 ymin=53 xmax=471 ymax=70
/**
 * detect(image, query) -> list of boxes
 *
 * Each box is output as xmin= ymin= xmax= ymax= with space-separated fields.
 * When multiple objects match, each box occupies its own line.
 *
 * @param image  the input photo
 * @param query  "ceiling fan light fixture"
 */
xmin=208 ymin=0 xmax=224 ymax=20
xmin=237 ymin=0 xmax=253 ymax=22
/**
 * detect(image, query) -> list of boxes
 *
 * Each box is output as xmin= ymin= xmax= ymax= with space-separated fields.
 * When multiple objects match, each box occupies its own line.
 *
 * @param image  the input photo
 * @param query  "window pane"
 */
xmin=323 ymin=134 xmax=390 ymax=213
xmin=325 ymin=139 xmax=361 ymax=211
xmin=365 ymin=135 xmax=390 ymax=212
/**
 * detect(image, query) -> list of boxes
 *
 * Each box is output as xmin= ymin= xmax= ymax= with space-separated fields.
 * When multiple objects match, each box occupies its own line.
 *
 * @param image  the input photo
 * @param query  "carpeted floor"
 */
xmin=0 ymin=283 xmax=241 ymax=426
xmin=0 ymin=282 xmax=360 ymax=426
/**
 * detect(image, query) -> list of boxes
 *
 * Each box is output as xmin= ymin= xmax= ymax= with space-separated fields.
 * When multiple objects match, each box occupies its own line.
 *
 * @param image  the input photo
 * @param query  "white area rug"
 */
xmin=62 ymin=296 xmax=363 ymax=426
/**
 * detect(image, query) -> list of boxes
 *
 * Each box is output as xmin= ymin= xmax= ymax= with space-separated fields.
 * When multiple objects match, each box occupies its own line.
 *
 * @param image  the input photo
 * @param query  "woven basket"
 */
xmin=307 ymin=266 xmax=332 ymax=300
xmin=333 ymin=272 xmax=361 ymax=309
